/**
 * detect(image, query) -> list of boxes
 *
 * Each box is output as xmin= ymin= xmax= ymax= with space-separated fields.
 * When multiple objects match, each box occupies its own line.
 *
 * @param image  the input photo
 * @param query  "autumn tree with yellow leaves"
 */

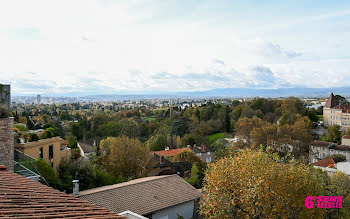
xmin=200 ymin=150 xmax=327 ymax=218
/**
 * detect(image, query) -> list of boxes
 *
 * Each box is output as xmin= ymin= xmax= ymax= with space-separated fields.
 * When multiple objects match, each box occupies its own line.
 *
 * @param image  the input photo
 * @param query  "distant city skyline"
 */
xmin=1 ymin=0 xmax=350 ymax=95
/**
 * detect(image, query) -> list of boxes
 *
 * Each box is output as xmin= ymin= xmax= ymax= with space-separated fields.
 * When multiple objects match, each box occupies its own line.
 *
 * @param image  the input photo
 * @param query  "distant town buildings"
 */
xmin=37 ymin=94 xmax=41 ymax=104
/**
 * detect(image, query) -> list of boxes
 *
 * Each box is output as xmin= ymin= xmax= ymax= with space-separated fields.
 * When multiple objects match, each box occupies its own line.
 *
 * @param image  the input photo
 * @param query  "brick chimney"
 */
xmin=0 ymin=84 xmax=14 ymax=171
xmin=0 ymin=117 xmax=14 ymax=172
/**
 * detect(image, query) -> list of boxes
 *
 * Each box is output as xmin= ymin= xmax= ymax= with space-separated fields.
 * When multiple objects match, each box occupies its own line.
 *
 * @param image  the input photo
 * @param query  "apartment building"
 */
xmin=323 ymin=93 xmax=350 ymax=130
xmin=15 ymin=136 xmax=71 ymax=170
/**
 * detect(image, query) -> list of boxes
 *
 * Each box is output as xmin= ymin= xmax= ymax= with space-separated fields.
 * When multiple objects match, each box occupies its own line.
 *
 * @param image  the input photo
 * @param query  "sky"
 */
xmin=1 ymin=0 xmax=350 ymax=96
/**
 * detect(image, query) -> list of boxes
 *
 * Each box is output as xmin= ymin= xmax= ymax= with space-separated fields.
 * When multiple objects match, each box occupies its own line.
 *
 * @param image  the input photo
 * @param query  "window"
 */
xmin=49 ymin=144 xmax=54 ymax=160
xmin=39 ymin=147 xmax=43 ymax=159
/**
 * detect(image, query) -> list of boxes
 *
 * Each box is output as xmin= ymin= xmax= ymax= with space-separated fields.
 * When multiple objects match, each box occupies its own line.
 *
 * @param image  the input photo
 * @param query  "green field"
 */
xmin=208 ymin=133 xmax=228 ymax=143
xmin=317 ymin=115 xmax=323 ymax=121
xmin=142 ymin=116 xmax=156 ymax=122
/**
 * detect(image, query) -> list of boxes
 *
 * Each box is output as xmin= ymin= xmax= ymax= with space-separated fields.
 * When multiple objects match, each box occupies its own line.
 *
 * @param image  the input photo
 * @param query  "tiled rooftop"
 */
xmin=153 ymin=148 xmax=188 ymax=157
xmin=0 ymin=165 xmax=124 ymax=218
xmin=78 ymin=175 xmax=201 ymax=216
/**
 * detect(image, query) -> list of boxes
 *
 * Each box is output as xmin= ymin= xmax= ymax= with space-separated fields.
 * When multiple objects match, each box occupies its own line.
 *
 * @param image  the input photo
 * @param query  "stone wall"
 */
xmin=0 ymin=84 xmax=11 ymax=110
xmin=0 ymin=117 xmax=14 ymax=171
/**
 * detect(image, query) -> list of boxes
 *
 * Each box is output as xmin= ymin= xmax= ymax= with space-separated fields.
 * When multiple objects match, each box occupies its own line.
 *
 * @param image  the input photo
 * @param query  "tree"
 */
xmin=200 ymin=150 xmax=326 ymax=218
xmin=29 ymin=133 xmax=40 ymax=142
xmin=121 ymin=118 xmax=140 ymax=138
xmin=57 ymin=157 xmax=96 ymax=193
xmin=36 ymin=159 xmax=60 ymax=189
xmin=18 ymin=116 xmax=27 ymax=124
xmin=335 ymin=94 xmax=349 ymax=105
xmin=170 ymin=117 xmax=189 ymax=137
xmin=146 ymin=134 xmax=167 ymax=151
xmin=235 ymin=116 xmax=265 ymax=144
xmin=327 ymin=172 xmax=350 ymax=218
xmin=27 ymin=118 xmax=35 ymax=130
xmin=323 ymin=125 xmax=341 ymax=144
xmin=97 ymin=136 xmax=156 ymax=180
xmin=173 ymin=149 xmax=206 ymax=171
xmin=67 ymin=134 xmax=78 ymax=148
xmin=186 ymin=163 xmax=202 ymax=189
xmin=44 ymin=127 xmax=55 ymax=138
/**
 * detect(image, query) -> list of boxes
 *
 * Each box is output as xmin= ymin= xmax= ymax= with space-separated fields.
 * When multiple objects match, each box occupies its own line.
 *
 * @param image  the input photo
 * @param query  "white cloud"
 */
xmin=0 ymin=1 xmax=349 ymax=95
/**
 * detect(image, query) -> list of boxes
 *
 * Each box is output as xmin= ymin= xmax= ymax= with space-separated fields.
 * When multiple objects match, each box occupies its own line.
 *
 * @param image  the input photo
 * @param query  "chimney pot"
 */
xmin=73 ymin=180 xmax=79 ymax=196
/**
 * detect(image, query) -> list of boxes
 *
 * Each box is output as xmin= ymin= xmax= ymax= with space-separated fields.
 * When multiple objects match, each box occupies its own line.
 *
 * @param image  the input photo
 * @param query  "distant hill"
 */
xmin=174 ymin=87 xmax=350 ymax=98
xmin=13 ymin=87 xmax=350 ymax=98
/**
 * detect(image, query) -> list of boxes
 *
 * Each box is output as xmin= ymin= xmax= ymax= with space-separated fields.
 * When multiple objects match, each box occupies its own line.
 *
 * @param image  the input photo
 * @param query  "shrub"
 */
xmin=0 ymin=105 xmax=10 ymax=118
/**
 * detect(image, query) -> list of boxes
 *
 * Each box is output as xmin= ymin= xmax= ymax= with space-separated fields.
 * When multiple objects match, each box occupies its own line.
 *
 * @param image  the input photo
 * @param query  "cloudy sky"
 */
xmin=1 ymin=0 xmax=350 ymax=95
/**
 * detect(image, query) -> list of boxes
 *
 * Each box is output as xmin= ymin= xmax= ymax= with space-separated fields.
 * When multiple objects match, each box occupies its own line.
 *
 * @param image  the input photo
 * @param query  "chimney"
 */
xmin=0 ymin=84 xmax=14 ymax=172
xmin=159 ymin=156 xmax=165 ymax=164
xmin=201 ymin=145 xmax=206 ymax=152
xmin=73 ymin=180 xmax=79 ymax=196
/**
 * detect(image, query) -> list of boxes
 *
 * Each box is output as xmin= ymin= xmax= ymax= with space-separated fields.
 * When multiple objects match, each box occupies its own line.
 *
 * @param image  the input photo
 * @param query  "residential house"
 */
xmin=78 ymin=175 xmax=202 ymax=219
xmin=187 ymin=144 xmax=215 ymax=163
xmin=0 ymin=165 xmax=124 ymax=218
xmin=309 ymin=141 xmax=350 ymax=163
xmin=154 ymin=145 xmax=215 ymax=164
xmin=15 ymin=136 xmax=71 ymax=170
xmin=78 ymin=141 xmax=95 ymax=158
xmin=323 ymin=93 xmax=350 ymax=130
xmin=312 ymin=156 xmax=350 ymax=178
xmin=151 ymin=153 xmax=192 ymax=177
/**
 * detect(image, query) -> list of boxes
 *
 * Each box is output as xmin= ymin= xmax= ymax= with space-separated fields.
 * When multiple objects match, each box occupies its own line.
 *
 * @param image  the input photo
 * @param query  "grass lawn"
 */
xmin=317 ymin=115 xmax=323 ymax=121
xmin=142 ymin=116 xmax=156 ymax=122
xmin=208 ymin=133 xmax=228 ymax=143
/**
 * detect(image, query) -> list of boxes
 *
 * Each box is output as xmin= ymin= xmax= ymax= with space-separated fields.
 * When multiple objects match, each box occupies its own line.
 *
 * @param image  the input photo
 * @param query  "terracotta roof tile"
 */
xmin=310 ymin=141 xmax=333 ymax=147
xmin=312 ymin=156 xmax=346 ymax=167
xmin=153 ymin=148 xmax=188 ymax=157
xmin=313 ymin=158 xmax=336 ymax=168
xmin=78 ymin=175 xmax=201 ymax=215
xmin=0 ymin=167 xmax=124 ymax=218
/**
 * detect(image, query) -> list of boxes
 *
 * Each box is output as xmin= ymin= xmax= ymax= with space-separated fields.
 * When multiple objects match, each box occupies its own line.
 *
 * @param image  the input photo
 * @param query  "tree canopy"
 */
xmin=200 ymin=150 xmax=326 ymax=218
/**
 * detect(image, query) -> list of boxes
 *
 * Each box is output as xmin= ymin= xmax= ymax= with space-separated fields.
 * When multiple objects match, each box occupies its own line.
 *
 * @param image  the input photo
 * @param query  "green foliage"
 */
xmin=335 ymin=95 xmax=349 ymax=105
xmin=323 ymin=125 xmax=341 ymax=144
xmin=170 ymin=117 xmax=189 ymax=137
xmin=97 ymin=136 xmax=157 ymax=180
xmin=14 ymin=124 xmax=29 ymax=131
xmin=29 ymin=133 xmax=39 ymax=142
xmin=44 ymin=127 xmax=55 ymax=138
xmin=67 ymin=134 xmax=78 ymax=148
xmin=146 ymin=134 xmax=167 ymax=151
xmin=57 ymin=157 xmax=97 ymax=193
xmin=173 ymin=149 xmax=206 ymax=171
xmin=181 ymin=133 xmax=205 ymax=147
xmin=185 ymin=163 xmax=204 ymax=189
xmin=36 ymin=159 xmax=60 ymax=189
xmin=208 ymin=133 xmax=227 ymax=143
xmin=0 ymin=105 xmax=10 ymax=118
xmin=327 ymin=172 xmax=350 ymax=218
xmin=94 ymin=166 xmax=123 ymax=187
